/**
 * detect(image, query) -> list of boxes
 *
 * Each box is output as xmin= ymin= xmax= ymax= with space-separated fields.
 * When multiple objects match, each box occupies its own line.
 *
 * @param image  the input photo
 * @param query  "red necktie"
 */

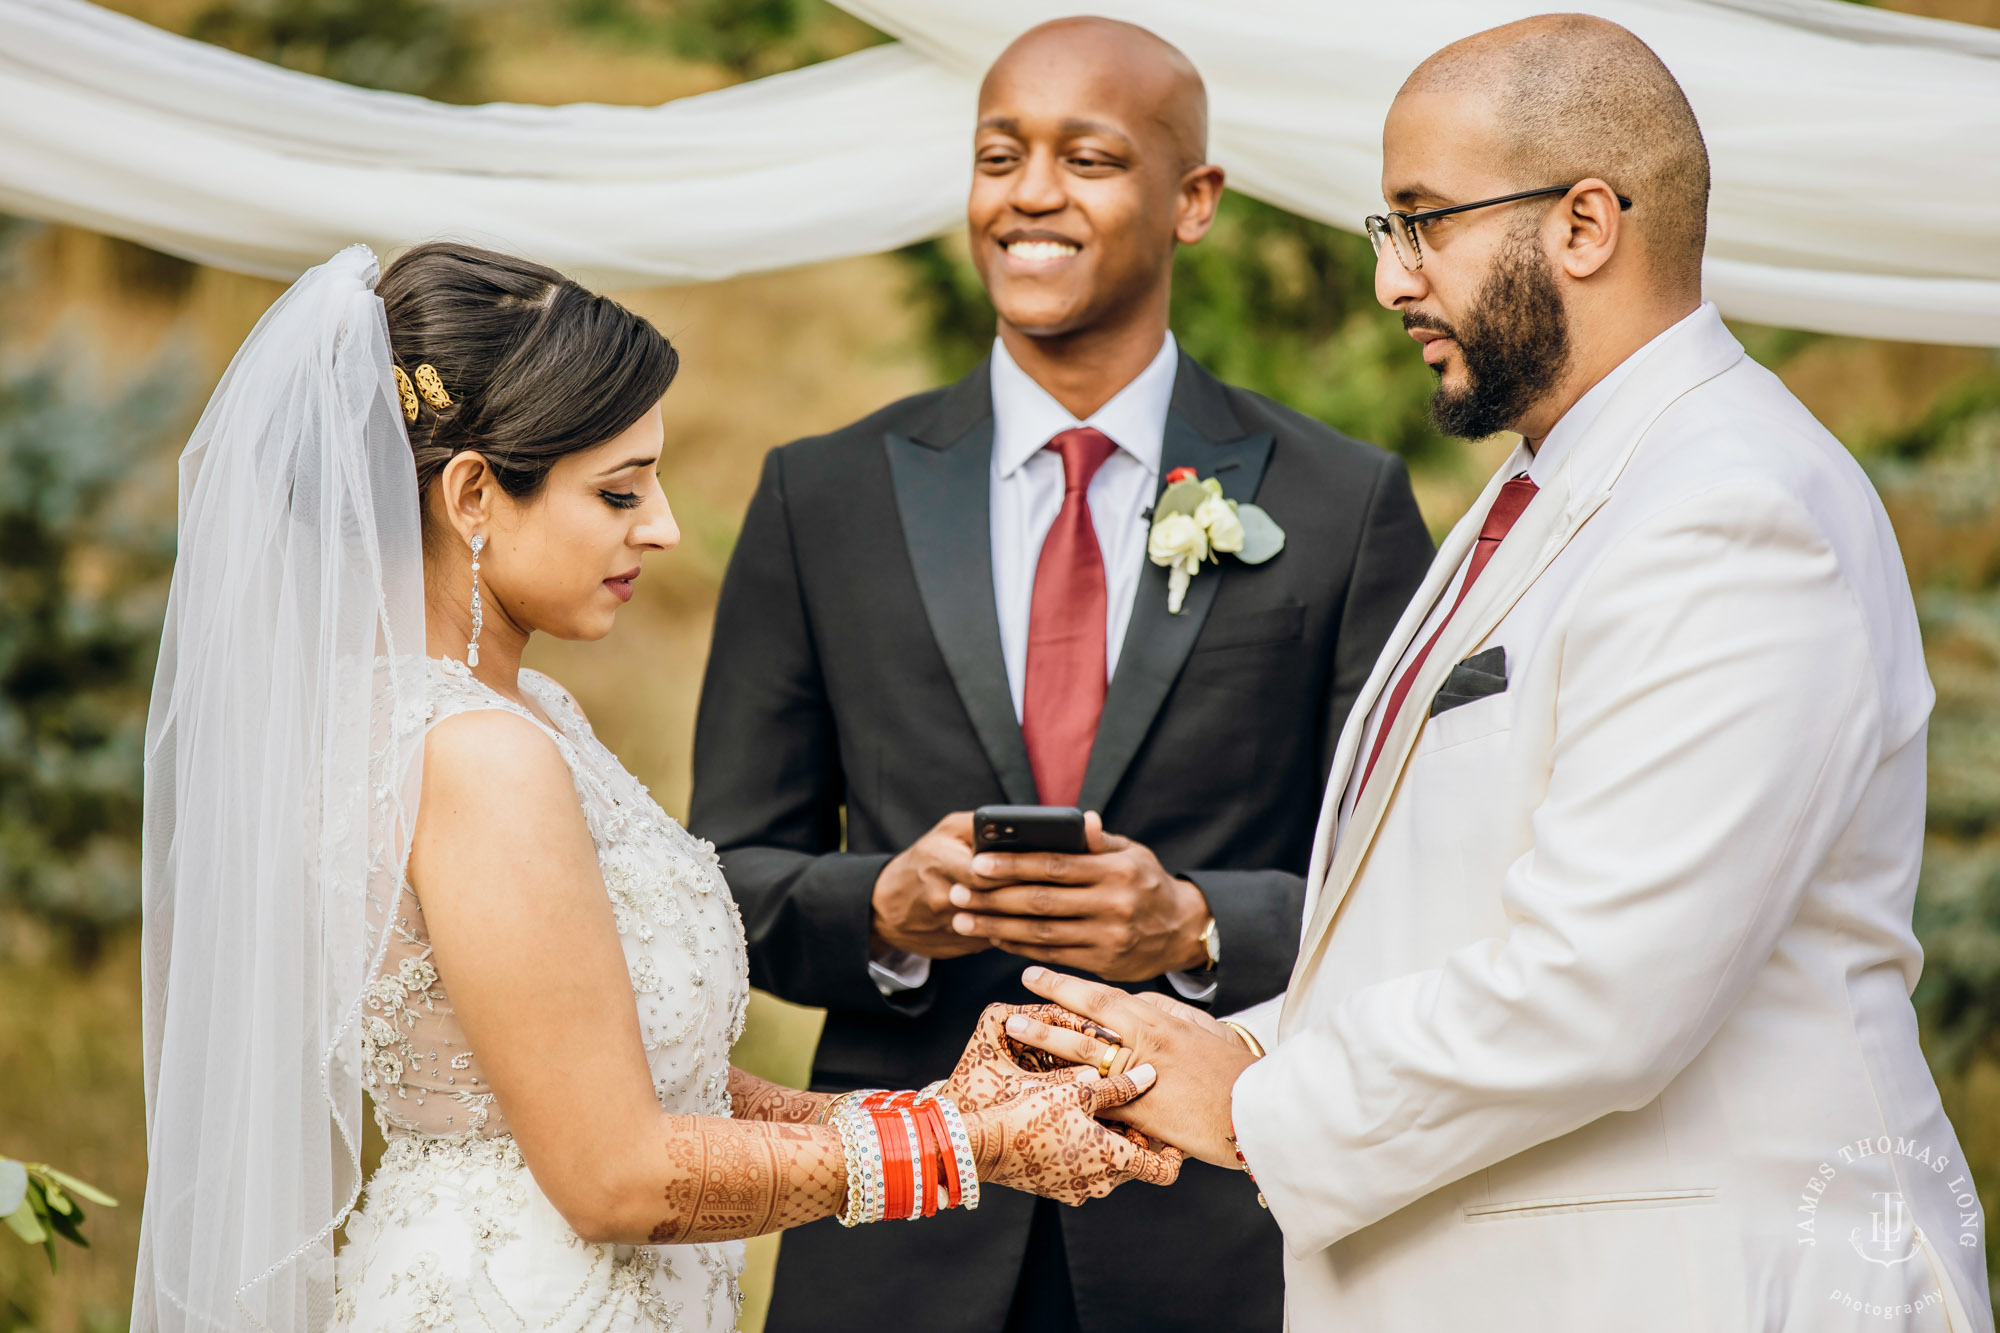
xmin=1022 ymin=427 xmax=1119 ymax=807
xmin=1356 ymin=475 xmax=1538 ymax=797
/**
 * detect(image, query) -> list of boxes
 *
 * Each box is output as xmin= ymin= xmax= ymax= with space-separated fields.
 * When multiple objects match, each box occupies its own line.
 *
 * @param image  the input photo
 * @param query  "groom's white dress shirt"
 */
xmin=1230 ymin=305 xmax=1992 ymax=1332
xmin=872 ymin=333 xmax=1218 ymax=1002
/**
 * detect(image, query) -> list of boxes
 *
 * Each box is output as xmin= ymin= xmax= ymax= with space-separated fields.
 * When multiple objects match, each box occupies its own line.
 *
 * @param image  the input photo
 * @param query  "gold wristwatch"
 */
xmin=1197 ymin=915 xmax=1221 ymax=971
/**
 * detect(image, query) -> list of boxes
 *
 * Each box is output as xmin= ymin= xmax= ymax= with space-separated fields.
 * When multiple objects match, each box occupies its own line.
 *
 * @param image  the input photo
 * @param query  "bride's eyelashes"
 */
xmin=599 ymin=489 xmax=642 ymax=510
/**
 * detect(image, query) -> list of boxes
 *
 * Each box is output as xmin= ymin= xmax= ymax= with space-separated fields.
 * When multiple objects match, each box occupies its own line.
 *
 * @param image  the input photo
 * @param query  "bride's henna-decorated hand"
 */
xmin=966 ymin=1067 xmax=1183 ymax=1206
xmin=1010 ymin=967 xmax=1256 ymax=1168
xmin=940 ymin=1002 xmax=1111 ymax=1111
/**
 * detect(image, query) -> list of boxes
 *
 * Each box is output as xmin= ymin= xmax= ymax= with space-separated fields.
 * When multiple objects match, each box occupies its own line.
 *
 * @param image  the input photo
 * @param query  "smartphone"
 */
xmin=972 ymin=805 xmax=1089 ymax=856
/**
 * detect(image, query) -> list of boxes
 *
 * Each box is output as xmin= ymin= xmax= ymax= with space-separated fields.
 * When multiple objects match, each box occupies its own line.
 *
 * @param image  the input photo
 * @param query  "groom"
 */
xmin=690 ymin=16 xmax=1432 ymax=1333
xmin=1014 ymin=15 xmax=1995 ymax=1332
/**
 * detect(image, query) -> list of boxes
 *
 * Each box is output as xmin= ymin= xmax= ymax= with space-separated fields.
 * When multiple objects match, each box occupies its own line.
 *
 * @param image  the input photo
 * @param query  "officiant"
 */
xmin=689 ymin=17 xmax=1432 ymax=1333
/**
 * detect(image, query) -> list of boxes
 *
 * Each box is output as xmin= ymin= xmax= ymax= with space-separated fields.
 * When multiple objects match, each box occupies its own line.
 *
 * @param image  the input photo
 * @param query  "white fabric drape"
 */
xmin=1 ymin=0 xmax=1994 ymax=337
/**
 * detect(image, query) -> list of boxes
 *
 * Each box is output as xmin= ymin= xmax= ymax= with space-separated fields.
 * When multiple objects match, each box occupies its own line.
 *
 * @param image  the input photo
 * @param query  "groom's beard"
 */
xmin=1409 ymin=232 xmax=1573 ymax=441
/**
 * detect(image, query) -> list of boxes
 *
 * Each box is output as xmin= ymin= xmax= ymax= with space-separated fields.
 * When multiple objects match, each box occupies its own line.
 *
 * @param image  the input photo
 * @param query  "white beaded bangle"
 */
xmin=832 ymin=1103 xmax=884 ymax=1227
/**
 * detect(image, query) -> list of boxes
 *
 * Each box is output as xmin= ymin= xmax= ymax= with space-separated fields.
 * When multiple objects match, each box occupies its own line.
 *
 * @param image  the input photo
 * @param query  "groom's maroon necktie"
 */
xmin=1356 ymin=474 xmax=1539 ymax=798
xmin=1022 ymin=427 xmax=1119 ymax=807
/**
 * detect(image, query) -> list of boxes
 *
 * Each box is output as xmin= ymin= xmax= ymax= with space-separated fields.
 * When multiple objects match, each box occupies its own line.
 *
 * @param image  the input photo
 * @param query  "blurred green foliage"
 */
xmin=190 ymin=0 xmax=482 ymax=100
xmin=1862 ymin=370 xmax=2000 ymax=1071
xmin=563 ymin=0 xmax=882 ymax=77
xmin=0 ymin=221 xmax=181 ymax=960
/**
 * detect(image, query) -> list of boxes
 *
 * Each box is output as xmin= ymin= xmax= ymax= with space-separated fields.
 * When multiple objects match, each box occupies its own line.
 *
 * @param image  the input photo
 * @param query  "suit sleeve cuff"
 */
xmin=868 ymin=947 xmax=932 ymax=995
xmin=1179 ymin=868 xmax=1307 ymax=1012
xmin=1222 ymin=995 xmax=1281 ymax=1053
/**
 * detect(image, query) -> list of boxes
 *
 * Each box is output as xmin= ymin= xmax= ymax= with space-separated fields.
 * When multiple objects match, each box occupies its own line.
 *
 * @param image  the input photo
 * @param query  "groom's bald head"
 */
xmin=1401 ymin=14 xmax=1710 ymax=292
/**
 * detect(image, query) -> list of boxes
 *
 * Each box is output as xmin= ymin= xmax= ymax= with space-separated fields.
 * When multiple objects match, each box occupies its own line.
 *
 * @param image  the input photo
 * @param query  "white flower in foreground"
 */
xmin=1148 ymin=511 xmax=1210 ymax=569
xmin=1148 ymin=512 xmax=1210 ymax=613
xmin=1196 ymin=493 xmax=1245 ymax=554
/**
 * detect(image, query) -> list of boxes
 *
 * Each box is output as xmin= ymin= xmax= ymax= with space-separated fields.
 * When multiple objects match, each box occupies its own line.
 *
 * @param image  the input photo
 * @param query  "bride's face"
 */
xmin=436 ymin=405 xmax=679 ymax=645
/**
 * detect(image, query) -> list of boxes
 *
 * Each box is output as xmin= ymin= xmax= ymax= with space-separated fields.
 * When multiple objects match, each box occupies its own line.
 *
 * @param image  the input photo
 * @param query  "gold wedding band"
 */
xmin=1095 ymin=1044 xmax=1116 ymax=1079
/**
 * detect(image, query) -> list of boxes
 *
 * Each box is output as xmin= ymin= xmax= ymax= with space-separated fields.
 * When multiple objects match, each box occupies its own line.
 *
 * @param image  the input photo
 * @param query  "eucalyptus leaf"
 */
xmin=0 ymin=1160 xmax=25 ymax=1216
xmin=1234 ymin=503 xmax=1286 ymax=564
xmin=1154 ymin=479 xmax=1207 ymax=520
xmin=37 ymin=1166 xmax=115 ymax=1207
xmin=4 ymin=1202 xmax=46 ymax=1245
xmin=46 ymin=1204 xmax=87 ymax=1247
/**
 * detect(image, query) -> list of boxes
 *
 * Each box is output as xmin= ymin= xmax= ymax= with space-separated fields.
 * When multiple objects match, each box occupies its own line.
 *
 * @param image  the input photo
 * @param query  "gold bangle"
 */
xmin=1219 ymin=1019 xmax=1265 ymax=1060
xmin=814 ymin=1089 xmax=870 ymax=1126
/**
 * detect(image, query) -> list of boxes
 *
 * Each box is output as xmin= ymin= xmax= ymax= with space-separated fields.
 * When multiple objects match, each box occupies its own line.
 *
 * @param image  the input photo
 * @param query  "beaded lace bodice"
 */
xmin=361 ymin=657 xmax=748 ymax=1141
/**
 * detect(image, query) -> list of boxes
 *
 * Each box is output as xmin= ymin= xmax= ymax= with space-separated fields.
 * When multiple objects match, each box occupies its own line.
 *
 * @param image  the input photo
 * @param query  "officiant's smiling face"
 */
xmin=968 ymin=19 xmax=1222 ymax=340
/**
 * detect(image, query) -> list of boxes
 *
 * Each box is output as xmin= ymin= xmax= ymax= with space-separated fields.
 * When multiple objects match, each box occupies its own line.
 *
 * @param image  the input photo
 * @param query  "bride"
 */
xmin=132 ymin=243 xmax=1177 ymax=1333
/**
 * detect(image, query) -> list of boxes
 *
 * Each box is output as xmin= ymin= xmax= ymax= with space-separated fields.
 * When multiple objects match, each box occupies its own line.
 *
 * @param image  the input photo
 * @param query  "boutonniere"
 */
xmin=1147 ymin=467 xmax=1286 ymax=614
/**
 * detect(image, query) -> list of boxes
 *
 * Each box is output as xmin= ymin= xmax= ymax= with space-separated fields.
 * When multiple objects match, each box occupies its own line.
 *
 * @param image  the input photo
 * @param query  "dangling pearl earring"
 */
xmin=467 ymin=533 xmax=485 ymax=667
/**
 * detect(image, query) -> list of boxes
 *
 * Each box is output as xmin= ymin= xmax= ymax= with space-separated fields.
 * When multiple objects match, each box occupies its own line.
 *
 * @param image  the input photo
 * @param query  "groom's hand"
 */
xmin=1011 ymin=966 xmax=1255 ymax=1170
xmin=870 ymin=812 xmax=994 ymax=960
xmin=946 ymin=813 xmax=1213 ymax=982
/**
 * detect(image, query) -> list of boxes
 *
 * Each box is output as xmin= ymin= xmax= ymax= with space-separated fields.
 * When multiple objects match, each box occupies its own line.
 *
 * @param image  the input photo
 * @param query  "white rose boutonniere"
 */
xmin=1148 ymin=467 xmax=1286 ymax=613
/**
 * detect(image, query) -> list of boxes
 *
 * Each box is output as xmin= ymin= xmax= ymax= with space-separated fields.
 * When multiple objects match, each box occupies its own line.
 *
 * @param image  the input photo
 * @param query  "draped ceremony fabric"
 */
xmin=1 ymin=0 xmax=1996 ymax=343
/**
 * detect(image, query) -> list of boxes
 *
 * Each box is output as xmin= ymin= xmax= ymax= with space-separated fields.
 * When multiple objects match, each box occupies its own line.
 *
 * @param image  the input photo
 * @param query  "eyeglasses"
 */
xmin=1365 ymin=185 xmax=1633 ymax=271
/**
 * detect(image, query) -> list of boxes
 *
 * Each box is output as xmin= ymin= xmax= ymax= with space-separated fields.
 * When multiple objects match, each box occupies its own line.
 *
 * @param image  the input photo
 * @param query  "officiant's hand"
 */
xmin=947 ymin=813 xmax=1212 ymax=981
xmin=871 ymin=813 xmax=993 ymax=960
xmin=1007 ymin=966 xmax=1256 ymax=1169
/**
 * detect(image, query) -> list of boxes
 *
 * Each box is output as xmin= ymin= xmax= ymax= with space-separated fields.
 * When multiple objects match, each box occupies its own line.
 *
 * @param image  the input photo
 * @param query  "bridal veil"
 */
xmin=136 ymin=246 xmax=428 ymax=1333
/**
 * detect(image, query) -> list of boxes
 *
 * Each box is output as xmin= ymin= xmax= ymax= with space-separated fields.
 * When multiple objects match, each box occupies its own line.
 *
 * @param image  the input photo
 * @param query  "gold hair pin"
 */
xmin=392 ymin=365 xmax=419 ymax=423
xmin=391 ymin=363 xmax=453 ymax=423
xmin=413 ymin=364 xmax=452 ymax=411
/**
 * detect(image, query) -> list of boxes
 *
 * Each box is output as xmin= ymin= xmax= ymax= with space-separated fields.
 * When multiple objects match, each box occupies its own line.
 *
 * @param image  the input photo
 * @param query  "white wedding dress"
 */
xmin=332 ymin=656 xmax=751 ymax=1333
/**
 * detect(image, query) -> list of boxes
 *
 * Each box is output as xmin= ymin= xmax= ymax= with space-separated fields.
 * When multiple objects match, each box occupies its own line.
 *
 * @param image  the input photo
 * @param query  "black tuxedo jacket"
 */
xmin=689 ymin=352 xmax=1433 ymax=1333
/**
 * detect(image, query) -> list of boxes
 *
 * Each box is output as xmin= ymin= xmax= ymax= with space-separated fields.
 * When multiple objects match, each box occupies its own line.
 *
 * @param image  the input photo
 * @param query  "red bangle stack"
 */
xmin=855 ymin=1089 xmax=963 ymax=1219
xmin=871 ymin=1104 xmax=912 ymax=1220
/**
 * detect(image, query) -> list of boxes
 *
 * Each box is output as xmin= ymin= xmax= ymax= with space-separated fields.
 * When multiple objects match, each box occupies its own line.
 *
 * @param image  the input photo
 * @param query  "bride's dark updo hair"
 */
xmin=376 ymin=241 xmax=678 ymax=502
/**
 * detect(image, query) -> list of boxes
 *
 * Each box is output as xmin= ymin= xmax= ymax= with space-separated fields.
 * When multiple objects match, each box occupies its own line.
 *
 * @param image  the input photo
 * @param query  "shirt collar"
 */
xmin=1524 ymin=305 xmax=1704 ymax=487
xmin=990 ymin=331 xmax=1178 ymax=479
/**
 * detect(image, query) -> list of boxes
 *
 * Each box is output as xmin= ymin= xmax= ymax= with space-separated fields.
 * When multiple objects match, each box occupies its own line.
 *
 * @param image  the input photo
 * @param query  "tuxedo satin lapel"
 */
xmin=1076 ymin=415 xmax=1274 ymax=814
xmin=884 ymin=419 xmax=1039 ymax=805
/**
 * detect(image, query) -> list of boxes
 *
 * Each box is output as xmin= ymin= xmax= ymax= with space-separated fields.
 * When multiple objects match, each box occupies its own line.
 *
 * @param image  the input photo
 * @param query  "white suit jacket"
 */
xmin=1231 ymin=307 xmax=1993 ymax=1332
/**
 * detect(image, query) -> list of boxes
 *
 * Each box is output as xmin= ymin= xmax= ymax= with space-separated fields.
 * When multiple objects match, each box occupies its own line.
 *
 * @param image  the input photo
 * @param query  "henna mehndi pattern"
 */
xmin=647 ymin=1118 xmax=847 ymax=1245
xmin=939 ymin=1003 xmax=1099 ymax=1110
xmin=964 ymin=1075 xmax=1183 ymax=1208
xmin=727 ymin=1067 xmax=832 ymax=1125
